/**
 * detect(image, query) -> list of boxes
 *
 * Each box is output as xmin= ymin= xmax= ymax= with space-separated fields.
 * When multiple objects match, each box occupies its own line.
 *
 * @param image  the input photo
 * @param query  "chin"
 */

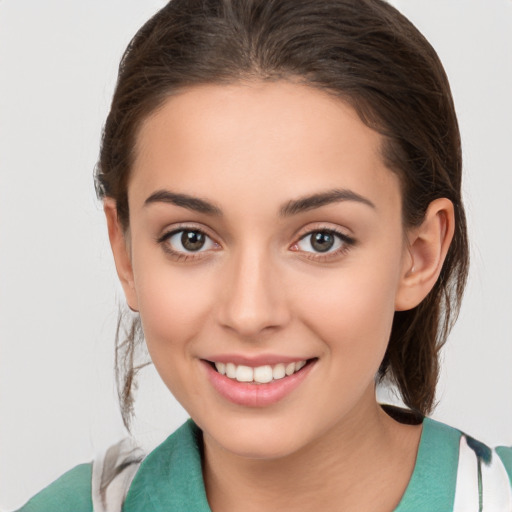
xmin=220 ymin=433 xmax=303 ymax=460
xmin=200 ymin=414 xmax=317 ymax=461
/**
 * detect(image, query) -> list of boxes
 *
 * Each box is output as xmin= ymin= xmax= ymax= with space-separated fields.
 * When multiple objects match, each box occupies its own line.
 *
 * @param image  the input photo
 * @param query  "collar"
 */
xmin=124 ymin=416 xmax=461 ymax=511
xmin=394 ymin=416 xmax=461 ymax=511
xmin=123 ymin=419 xmax=211 ymax=511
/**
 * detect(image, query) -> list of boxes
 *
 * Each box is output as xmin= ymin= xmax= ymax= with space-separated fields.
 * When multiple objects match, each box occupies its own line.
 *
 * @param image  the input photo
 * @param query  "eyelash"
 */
xmin=293 ymin=227 xmax=356 ymax=262
xmin=156 ymin=225 xmax=356 ymax=262
xmin=156 ymin=225 xmax=219 ymax=262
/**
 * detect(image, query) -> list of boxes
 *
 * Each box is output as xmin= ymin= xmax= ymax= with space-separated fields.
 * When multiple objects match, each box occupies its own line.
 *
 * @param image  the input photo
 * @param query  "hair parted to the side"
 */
xmin=95 ymin=0 xmax=469 ymax=430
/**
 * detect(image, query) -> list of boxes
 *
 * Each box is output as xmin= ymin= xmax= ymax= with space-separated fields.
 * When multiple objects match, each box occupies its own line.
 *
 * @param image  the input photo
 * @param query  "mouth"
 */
xmin=202 ymin=356 xmax=318 ymax=407
xmin=209 ymin=359 xmax=313 ymax=384
xmin=208 ymin=359 xmax=314 ymax=384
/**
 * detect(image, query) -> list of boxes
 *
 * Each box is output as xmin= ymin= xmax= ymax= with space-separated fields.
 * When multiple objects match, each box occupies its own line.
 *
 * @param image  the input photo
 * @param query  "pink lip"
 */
xmin=202 ymin=359 xmax=316 ymax=407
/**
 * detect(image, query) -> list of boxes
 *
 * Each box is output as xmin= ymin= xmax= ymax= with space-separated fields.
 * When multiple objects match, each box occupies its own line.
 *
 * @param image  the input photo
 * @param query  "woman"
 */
xmin=15 ymin=0 xmax=512 ymax=510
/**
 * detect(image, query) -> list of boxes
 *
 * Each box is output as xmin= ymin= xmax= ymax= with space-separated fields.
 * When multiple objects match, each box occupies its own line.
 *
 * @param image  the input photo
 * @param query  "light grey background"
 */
xmin=1 ymin=1 xmax=511 ymax=509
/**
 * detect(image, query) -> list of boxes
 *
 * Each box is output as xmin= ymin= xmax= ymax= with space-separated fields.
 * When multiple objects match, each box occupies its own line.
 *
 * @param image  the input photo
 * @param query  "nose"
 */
xmin=217 ymin=247 xmax=291 ymax=339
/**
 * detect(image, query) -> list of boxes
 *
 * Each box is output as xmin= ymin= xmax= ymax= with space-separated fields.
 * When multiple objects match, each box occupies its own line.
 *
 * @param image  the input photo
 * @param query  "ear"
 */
xmin=395 ymin=198 xmax=455 ymax=311
xmin=104 ymin=199 xmax=139 ymax=311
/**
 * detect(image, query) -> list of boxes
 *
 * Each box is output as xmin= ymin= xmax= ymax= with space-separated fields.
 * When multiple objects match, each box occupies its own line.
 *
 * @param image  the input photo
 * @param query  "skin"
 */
xmin=105 ymin=81 xmax=454 ymax=512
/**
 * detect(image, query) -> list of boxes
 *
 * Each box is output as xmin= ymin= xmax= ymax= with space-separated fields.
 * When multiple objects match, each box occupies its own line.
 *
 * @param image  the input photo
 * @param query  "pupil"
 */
xmin=311 ymin=232 xmax=334 ymax=252
xmin=181 ymin=231 xmax=205 ymax=251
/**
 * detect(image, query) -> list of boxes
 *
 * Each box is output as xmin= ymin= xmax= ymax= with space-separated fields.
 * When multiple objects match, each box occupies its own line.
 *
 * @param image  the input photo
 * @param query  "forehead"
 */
xmin=130 ymin=81 xmax=400 ymax=213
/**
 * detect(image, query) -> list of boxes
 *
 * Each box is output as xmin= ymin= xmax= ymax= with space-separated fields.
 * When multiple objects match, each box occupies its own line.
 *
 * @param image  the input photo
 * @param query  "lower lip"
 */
xmin=202 ymin=360 xmax=315 ymax=407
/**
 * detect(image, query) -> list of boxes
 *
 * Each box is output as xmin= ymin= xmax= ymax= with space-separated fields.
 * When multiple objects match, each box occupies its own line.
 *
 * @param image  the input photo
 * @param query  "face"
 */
xmin=119 ymin=81 xmax=412 ymax=459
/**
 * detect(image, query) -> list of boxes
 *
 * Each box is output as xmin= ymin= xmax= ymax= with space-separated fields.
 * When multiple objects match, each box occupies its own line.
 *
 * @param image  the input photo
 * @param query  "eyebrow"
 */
xmin=144 ymin=190 xmax=223 ymax=216
xmin=279 ymin=188 xmax=376 ymax=216
xmin=143 ymin=187 xmax=375 ymax=217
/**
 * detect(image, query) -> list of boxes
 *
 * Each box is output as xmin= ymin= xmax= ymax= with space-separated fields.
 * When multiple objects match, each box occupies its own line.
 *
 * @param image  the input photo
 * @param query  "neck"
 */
xmin=203 ymin=392 xmax=422 ymax=512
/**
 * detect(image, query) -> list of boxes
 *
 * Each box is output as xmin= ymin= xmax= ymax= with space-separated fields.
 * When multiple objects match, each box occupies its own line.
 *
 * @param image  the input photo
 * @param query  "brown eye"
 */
xmin=310 ymin=232 xmax=335 ymax=252
xmin=163 ymin=229 xmax=216 ymax=253
xmin=181 ymin=230 xmax=206 ymax=251
xmin=296 ymin=229 xmax=354 ymax=256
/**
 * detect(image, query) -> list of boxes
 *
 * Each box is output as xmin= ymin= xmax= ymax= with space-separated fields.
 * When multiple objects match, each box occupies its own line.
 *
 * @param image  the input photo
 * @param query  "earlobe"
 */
xmin=395 ymin=198 xmax=455 ymax=311
xmin=103 ymin=199 xmax=139 ymax=312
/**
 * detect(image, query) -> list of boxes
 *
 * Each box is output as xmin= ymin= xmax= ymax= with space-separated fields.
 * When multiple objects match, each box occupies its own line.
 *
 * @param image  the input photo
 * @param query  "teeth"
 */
xmin=214 ymin=360 xmax=308 ymax=383
xmin=215 ymin=362 xmax=226 ymax=375
xmin=272 ymin=363 xmax=286 ymax=380
xmin=254 ymin=365 xmax=273 ymax=383
xmin=285 ymin=362 xmax=296 ymax=376
xmin=226 ymin=362 xmax=236 ymax=378
xmin=235 ymin=365 xmax=253 ymax=382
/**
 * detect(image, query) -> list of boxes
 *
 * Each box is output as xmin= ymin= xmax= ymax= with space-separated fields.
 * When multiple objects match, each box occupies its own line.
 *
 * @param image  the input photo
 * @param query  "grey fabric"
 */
xmin=91 ymin=438 xmax=145 ymax=512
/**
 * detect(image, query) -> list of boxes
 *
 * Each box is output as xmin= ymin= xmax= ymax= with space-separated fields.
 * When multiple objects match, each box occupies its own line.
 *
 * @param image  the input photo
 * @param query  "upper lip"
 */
xmin=202 ymin=354 xmax=313 ymax=367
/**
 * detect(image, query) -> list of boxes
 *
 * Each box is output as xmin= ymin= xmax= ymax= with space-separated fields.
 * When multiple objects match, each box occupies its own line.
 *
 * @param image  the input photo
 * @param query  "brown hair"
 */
xmin=95 ymin=0 xmax=469 ymax=428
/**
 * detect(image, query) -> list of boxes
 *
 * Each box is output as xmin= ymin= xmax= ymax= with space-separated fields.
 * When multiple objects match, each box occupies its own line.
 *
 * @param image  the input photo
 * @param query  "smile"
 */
xmin=204 ymin=358 xmax=316 ymax=407
xmin=213 ymin=360 xmax=308 ymax=384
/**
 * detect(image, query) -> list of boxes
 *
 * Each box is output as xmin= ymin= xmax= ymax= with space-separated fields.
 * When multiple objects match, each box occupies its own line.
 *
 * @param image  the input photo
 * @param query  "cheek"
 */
xmin=296 ymin=254 xmax=402 ymax=364
xmin=132 ymin=262 xmax=219 ymax=406
xmin=132 ymin=254 xmax=215 ymax=356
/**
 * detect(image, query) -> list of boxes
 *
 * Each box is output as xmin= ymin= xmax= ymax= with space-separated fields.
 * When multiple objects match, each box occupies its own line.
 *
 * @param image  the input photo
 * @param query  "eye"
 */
xmin=294 ymin=229 xmax=354 ymax=255
xmin=161 ymin=229 xmax=217 ymax=254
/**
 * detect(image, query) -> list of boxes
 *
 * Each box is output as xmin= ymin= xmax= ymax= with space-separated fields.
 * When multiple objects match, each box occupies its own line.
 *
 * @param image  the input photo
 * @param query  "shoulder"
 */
xmin=15 ymin=422 xmax=202 ymax=512
xmin=427 ymin=418 xmax=512 ymax=511
xmin=16 ymin=463 xmax=93 ymax=512
xmin=395 ymin=416 xmax=512 ymax=511
xmin=454 ymin=432 xmax=512 ymax=510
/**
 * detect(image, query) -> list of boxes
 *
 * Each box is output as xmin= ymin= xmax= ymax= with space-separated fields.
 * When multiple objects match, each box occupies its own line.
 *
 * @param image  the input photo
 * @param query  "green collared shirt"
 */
xmin=17 ymin=417 xmax=512 ymax=512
